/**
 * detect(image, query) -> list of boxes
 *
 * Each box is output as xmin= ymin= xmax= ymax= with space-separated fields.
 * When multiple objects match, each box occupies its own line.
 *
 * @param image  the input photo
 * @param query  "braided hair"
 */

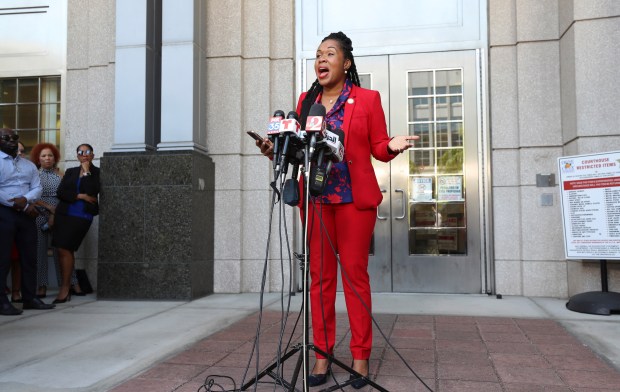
xmin=301 ymin=32 xmax=361 ymax=123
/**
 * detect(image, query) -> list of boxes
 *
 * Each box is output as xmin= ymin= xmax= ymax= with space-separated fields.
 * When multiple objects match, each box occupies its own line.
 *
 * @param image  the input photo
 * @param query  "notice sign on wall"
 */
xmin=558 ymin=151 xmax=620 ymax=260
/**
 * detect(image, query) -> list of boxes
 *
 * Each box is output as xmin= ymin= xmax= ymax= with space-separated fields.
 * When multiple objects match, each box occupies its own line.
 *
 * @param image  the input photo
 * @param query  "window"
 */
xmin=0 ymin=76 xmax=61 ymax=153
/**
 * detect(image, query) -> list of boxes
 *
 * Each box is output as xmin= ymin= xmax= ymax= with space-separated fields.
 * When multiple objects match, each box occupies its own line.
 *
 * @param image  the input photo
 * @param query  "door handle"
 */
xmin=377 ymin=189 xmax=388 ymax=220
xmin=395 ymin=189 xmax=406 ymax=220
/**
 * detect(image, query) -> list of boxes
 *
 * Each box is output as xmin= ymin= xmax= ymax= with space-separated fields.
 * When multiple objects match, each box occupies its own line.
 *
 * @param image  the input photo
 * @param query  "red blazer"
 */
xmin=296 ymin=84 xmax=396 ymax=210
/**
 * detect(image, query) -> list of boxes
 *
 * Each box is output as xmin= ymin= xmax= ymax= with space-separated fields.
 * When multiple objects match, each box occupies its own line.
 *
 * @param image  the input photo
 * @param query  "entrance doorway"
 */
xmin=305 ymin=50 xmax=483 ymax=293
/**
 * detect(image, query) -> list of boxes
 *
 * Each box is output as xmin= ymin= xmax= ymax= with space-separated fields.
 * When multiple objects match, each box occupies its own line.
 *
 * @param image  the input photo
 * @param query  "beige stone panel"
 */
xmin=243 ymin=155 xmax=271 ymax=191
xmin=65 ymin=69 xmax=89 ymax=159
xmin=566 ymin=260 xmax=620 ymax=296
xmin=211 ymin=155 xmax=241 ymax=190
xmin=574 ymin=19 xmax=620 ymax=136
xmin=270 ymin=59 xmax=296 ymax=112
xmin=270 ymin=0 xmax=295 ymax=59
xmin=241 ymin=259 xmax=269 ymax=292
xmin=573 ymin=0 xmax=620 ymax=20
xmin=206 ymin=57 xmax=242 ymax=155
xmin=519 ymin=147 xmax=563 ymax=186
xmin=489 ymin=46 xmax=519 ymax=149
xmin=241 ymin=189 xmax=272 ymax=258
xmin=492 ymin=186 xmax=522 ymax=260
xmin=516 ymin=0 xmax=559 ymax=41
xmin=559 ymin=26 xmax=577 ymax=143
xmin=491 ymin=149 xmax=520 ymax=187
xmin=575 ymin=136 xmax=620 ymax=155
xmin=517 ymin=41 xmax=562 ymax=147
xmin=88 ymin=0 xmax=115 ymax=66
xmin=206 ymin=0 xmax=242 ymax=57
xmin=489 ymin=0 xmax=517 ymax=46
xmin=87 ymin=65 xmax=115 ymax=152
xmin=243 ymin=58 xmax=270 ymax=154
xmin=214 ymin=259 xmax=241 ymax=293
xmin=67 ymin=0 xmax=89 ymax=69
xmin=523 ymin=260 xmax=568 ymax=297
xmin=494 ymin=259 xmax=523 ymax=295
xmin=243 ymin=0 xmax=270 ymax=58
xmin=214 ymin=190 xmax=242 ymax=260
xmin=520 ymin=187 xmax=564 ymax=261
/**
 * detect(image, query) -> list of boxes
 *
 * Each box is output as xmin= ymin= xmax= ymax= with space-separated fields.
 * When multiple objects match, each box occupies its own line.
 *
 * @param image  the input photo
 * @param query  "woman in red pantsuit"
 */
xmin=257 ymin=32 xmax=417 ymax=388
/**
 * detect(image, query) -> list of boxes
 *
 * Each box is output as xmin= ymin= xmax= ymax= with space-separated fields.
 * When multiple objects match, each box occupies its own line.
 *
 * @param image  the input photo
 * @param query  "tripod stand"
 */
xmin=241 ymin=143 xmax=389 ymax=392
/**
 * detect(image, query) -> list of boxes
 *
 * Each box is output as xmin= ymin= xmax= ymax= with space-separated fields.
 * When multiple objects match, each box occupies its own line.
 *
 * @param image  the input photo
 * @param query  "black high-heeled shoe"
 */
xmin=70 ymin=288 xmax=86 ymax=296
xmin=308 ymin=368 xmax=331 ymax=387
xmin=52 ymin=293 xmax=72 ymax=304
xmin=350 ymin=360 xmax=370 ymax=389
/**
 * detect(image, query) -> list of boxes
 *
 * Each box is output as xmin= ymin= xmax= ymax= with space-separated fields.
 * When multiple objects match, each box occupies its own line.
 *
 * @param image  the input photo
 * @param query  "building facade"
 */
xmin=1 ymin=0 xmax=618 ymax=298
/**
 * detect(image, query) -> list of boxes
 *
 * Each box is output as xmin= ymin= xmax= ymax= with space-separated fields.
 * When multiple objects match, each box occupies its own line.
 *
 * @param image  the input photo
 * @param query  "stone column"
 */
xmin=98 ymin=0 xmax=214 ymax=300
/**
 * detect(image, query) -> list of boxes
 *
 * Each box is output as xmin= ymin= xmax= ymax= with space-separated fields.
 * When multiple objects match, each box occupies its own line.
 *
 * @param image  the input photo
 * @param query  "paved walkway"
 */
xmin=1 ymin=293 xmax=620 ymax=391
xmin=110 ymin=310 xmax=620 ymax=392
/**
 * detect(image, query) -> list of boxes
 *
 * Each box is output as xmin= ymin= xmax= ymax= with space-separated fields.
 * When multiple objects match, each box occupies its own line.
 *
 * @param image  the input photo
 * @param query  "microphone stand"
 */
xmin=241 ymin=141 xmax=389 ymax=392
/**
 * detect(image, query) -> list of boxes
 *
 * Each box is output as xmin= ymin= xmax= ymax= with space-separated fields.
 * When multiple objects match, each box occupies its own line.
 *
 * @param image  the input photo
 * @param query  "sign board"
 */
xmin=558 ymin=151 xmax=620 ymax=260
xmin=437 ymin=176 xmax=463 ymax=201
xmin=411 ymin=177 xmax=433 ymax=202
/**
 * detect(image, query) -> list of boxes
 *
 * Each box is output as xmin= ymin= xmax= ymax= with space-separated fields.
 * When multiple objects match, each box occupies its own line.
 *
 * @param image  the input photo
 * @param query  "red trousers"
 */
xmin=306 ymin=201 xmax=375 ymax=360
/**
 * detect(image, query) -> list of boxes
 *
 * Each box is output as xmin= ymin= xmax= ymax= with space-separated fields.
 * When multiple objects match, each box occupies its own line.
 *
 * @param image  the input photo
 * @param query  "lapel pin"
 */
xmin=347 ymin=98 xmax=354 ymax=104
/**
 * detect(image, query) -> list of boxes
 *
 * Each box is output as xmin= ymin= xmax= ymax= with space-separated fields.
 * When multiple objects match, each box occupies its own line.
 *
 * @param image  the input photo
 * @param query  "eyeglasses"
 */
xmin=77 ymin=149 xmax=92 ymax=156
xmin=1 ymin=134 xmax=20 ymax=142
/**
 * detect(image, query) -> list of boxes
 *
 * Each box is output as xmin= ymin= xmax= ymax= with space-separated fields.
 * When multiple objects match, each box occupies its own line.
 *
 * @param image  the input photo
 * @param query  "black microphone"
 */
xmin=268 ymin=110 xmax=285 ymax=171
xmin=304 ymin=104 xmax=326 ymax=157
xmin=277 ymin=111 xmax=301 ymax=176
xmin=309 ymin=128 xmax=345 ymax=197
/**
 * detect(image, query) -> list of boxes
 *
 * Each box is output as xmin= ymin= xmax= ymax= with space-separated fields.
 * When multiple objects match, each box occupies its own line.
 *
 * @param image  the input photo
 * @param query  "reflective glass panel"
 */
xmin=0 ymin=79 xmax=17 ymax=103
xmin=408 ymin=71 xmax=433 ymax=96
xmin=18 ymin=78 xmax=38 ymax=103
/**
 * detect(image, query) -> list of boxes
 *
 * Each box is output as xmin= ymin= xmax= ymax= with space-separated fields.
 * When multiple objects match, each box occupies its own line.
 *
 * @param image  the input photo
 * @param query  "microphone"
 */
xmin=267 ymin=110 xmax=285 ymax=171
xmin=309 ymin=128 xmax=345 ymax=196
xmin=277 ymin=111 xmax=301 ymax=175
xmin=322 ymin=127 xmax=345 ymax=163
xmin=304 ymin=104 xmax=326 ymax=157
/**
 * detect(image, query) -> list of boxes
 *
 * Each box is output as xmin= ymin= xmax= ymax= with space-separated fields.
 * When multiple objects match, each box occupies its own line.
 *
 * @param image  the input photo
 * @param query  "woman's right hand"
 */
xmin=78 ymin=193 xmax=98 ymax=204
xmin=256 ymin=138 xmax=274 ymax=159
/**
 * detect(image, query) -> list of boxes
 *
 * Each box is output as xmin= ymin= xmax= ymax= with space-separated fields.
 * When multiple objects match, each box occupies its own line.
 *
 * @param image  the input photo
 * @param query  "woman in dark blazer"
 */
xmin=52 ymin=144 xmax=100 ymax=303
xmin=257 ymin=32 xmax=416 ymax=388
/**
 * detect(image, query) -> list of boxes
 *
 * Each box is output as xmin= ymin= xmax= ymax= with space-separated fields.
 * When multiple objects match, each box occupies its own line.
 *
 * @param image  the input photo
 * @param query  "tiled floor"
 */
xmin=110 ymin=311 xmax=620 ymax=392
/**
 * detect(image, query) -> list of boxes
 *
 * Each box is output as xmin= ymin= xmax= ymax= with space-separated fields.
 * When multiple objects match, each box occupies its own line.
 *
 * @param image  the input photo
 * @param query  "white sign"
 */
xmin=411 ymin=177 xmax=433 ymax=201
xmin=437 ymin=176 xmax=463 ymax=201
xmin=558 ymin=151 xmax=620 ymax=260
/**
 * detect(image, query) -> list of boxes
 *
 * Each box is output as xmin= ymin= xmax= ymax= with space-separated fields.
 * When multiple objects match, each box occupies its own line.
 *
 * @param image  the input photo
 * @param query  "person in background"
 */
xmin=256 ymin=32 xmax=416 ymax=388
xmin=7 ymin=142 xmax=27 ymax=303
xmin=0 ymin=129 xmax=56 ymax=315
xmin=30 ymin=143 xmax=84 ymax=298
xmin=52 ymin=144 xmax=100 ymax=304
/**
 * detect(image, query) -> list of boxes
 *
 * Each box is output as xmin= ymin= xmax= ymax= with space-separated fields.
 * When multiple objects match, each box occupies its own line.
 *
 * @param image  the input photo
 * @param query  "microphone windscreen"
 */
xmin=308 ymin=103 xmax=326 ymax=117
xmin=286 ymin=111 xmax=299 ymax=120
xmin=332 ymin=128 xmax=345 ymax=143
xmin=273 ymin=110 xmax=285 ymax=119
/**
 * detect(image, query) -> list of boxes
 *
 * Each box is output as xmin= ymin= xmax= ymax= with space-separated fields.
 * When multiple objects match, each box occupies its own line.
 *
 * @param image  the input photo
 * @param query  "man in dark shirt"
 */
xmin=0 ymin=128 xmax=55 ymax=315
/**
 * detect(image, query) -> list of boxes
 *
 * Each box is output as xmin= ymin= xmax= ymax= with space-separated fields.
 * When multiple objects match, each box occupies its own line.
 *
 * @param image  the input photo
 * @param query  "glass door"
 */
xmin=389 ymin=51 xmax=482 ymax=293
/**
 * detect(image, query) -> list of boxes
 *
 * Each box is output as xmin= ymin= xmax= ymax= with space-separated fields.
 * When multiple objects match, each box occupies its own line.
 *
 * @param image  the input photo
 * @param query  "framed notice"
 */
xmin=411 ymin=177 xmax=433 ymax=201
xmin=437 ymin=176 xmax=463 ymax=201
xmin=558 ymin=151 xmax=620 ymax=260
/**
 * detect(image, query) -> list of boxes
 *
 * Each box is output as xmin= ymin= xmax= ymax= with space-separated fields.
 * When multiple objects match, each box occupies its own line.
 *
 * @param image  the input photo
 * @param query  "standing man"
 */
xmin=0 ymin=128 xmax=55 ymax=315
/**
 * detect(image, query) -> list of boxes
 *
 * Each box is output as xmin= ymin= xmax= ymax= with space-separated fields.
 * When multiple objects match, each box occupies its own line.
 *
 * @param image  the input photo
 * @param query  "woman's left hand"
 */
xmin=388 ymin=135 xmax=419 ymax=154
